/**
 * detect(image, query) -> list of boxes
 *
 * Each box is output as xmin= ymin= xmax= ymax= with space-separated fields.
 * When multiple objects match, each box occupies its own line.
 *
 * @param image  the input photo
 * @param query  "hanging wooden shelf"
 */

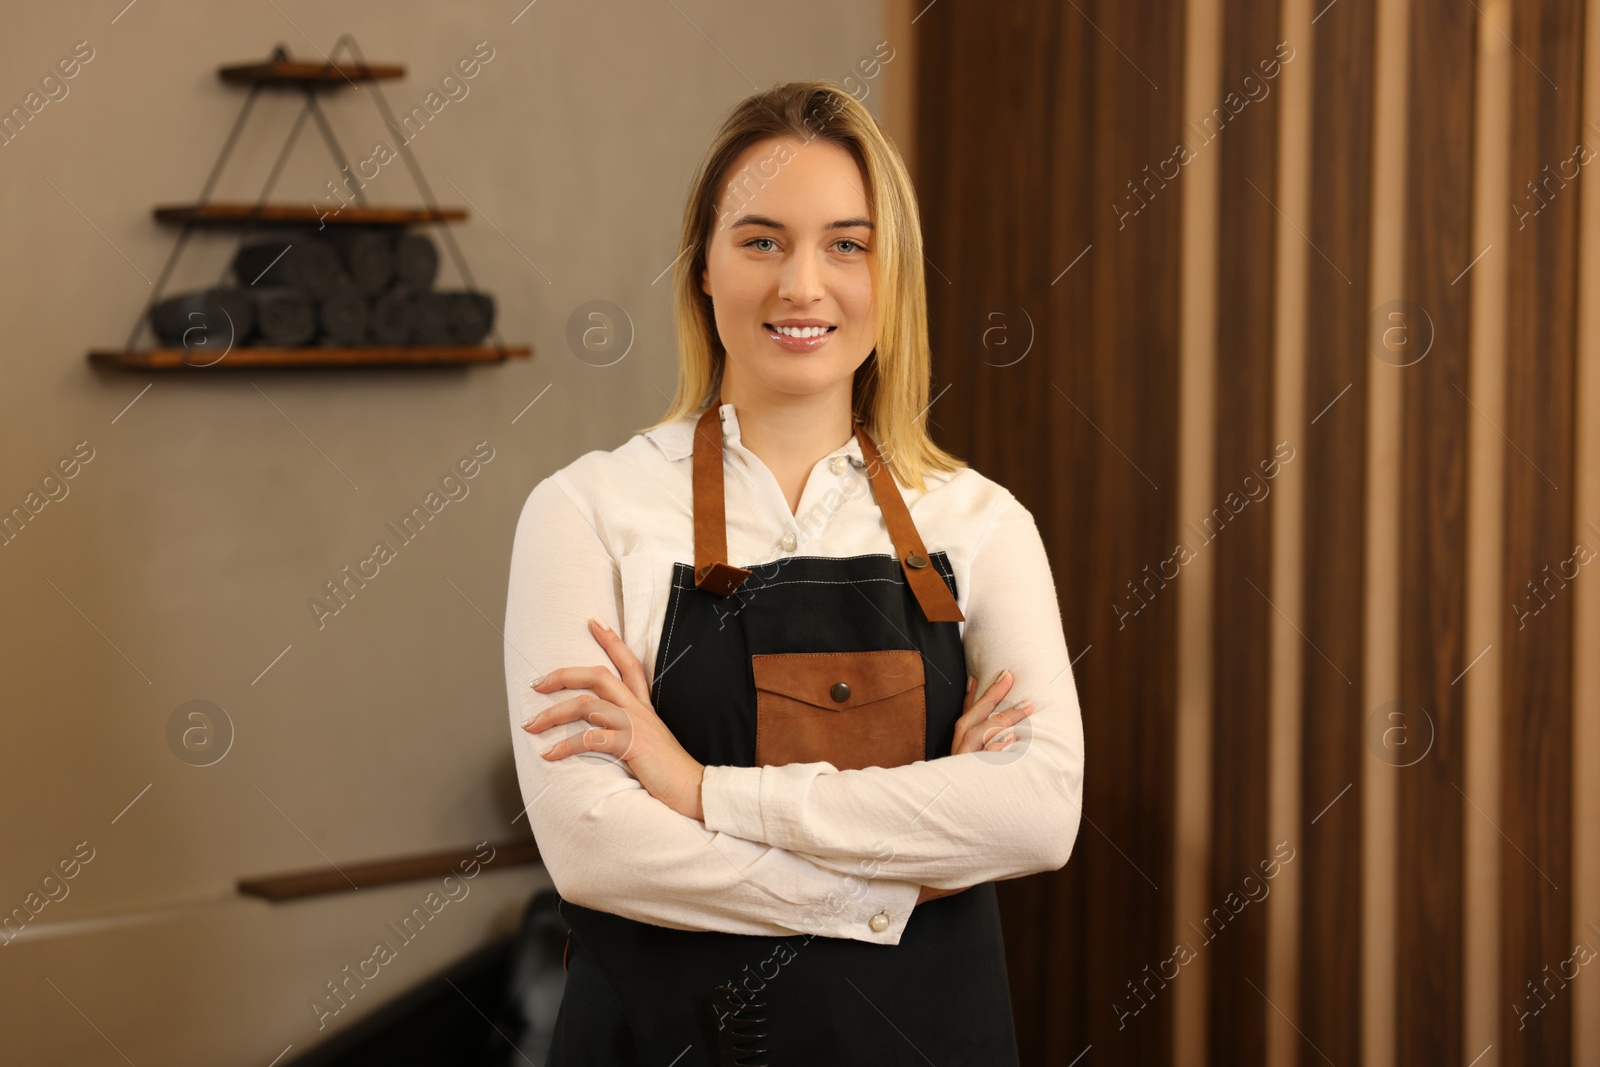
xmin=218 ymin=58 xmax=405 ymax=87
xmin=90 ymin=38 xmax=532 ymax=373
xmin=90 ymin=344 xmax=531 ymax=371
xmin=153 ymin=202 xmax=468 ymax=227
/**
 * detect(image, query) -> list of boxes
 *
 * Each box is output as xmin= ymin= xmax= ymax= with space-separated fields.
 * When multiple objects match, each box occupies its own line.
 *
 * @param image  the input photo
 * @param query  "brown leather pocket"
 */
xmin=751 ymin=650 xmax=926 ymax=771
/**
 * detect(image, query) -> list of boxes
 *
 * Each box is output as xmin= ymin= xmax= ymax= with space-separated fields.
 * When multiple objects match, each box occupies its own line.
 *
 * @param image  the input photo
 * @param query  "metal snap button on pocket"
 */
xmin=904 ymin=552 xmax=928 ymax=568
xmin=830 ymin=682 xmax=851 ymax=702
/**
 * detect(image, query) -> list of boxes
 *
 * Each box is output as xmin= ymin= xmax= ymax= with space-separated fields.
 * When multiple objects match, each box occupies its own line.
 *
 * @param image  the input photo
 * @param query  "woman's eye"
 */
xmin=741 ymin=237 xmax=866 ymax=254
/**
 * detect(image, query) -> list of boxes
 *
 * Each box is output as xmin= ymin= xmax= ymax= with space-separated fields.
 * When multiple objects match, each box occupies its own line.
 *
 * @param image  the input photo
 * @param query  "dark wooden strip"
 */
xmin=1207 ymin=3 xmax=1286 ymax=1063
xmin=87 ymin=345 xmax=530 ymax=370
xmin=152 ymin=203 xmax=468 ymax=227
xmin=238 ymin=840 xmax=541 ymax=901
xmin=217 ymin=58 xmax=407 ymax=86
xmin=1027 ymin=6 xmax=1097 ymax=1057
xmin=1297 ymin=1 xmax=1376 ymax=1063
xmin=1044 ymin=0 xmax=1184 ymax=1060
xmin=1499 ymin=0 xmax=1584 ymax=1063
xmin=1395 ymin=0 xmax=1477 ymax=1063
xmin=914 ymin=0 xmax=1183 ymax=1061
xmin=914 ymin=0 xmax=1090 ymax=1058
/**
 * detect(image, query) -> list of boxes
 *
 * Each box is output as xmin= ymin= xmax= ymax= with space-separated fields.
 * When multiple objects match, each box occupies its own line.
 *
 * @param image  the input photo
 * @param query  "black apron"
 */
xmin=546 ymin=400 xmax=1020 ymax=1067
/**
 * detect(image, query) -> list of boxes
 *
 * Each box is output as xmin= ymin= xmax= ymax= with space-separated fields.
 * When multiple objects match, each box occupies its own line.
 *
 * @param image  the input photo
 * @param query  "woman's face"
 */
xmin=701 ymin=136 xmax=880 ymax=403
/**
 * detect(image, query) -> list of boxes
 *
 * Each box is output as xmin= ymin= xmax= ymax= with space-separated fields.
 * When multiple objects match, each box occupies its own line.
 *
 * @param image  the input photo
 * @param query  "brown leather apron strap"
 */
xmin=692 ymin=401 xmax=754 ymax=596
xmin=689 ymin=396 xmax=964 ymax=623
xmin=854 ymin=425 xmax=965 ymax=623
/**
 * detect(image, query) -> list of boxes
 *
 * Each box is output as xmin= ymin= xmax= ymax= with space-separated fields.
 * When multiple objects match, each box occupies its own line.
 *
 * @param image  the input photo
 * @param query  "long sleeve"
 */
xmin=505 ymin=473 xmax=923 ymax=944
xmin=699 ymin=496 xmax=1085 ymax=889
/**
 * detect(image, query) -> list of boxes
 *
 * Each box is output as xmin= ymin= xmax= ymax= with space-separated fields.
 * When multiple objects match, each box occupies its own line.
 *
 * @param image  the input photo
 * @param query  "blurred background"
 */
xmin=1 ymin=0 xmax=1596 ymax=1065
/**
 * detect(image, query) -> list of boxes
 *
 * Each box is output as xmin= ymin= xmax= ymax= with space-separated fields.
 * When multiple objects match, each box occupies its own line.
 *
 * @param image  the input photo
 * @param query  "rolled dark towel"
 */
xmin=234 ymin=236 xmax=345 ymax=293
xmin=149 ymin=287 xmax=256 ymax=351
xmin=318 ymin=283 xmax=368 ymax=345
xmin=208 ymin=287 xmax=255 ymax=340
xmin=248 ymin=287 xmax=316 ymax=346
xmin=404 ymin=291 xmax=454 ymax=345
xmin=393 ymin=232 xmax=439 ymax=289
xmin=369 ymin=285 xmax=415 ymax=345
xmin=442 ymin=290 xmax=496 ymax=345
xmin=329 ymin=228 xmax=394 ymax=297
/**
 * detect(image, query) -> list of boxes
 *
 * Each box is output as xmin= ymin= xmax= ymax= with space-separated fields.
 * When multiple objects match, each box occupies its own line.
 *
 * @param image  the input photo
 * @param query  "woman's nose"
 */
xmin=777 ymin=249 xmax=825 ymax=304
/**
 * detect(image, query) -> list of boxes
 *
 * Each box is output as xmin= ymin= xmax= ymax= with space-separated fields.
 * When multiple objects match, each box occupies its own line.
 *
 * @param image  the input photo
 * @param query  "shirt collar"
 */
xmin=644 ymin=401 xmax=866 ymax=466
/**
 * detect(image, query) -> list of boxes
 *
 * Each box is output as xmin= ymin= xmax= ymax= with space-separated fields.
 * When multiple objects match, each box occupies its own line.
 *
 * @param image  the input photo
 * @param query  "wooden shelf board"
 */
xmin=218 ymin=58 xmax=406 ymax=86
xmin=238 ymin=839 xmax=541 ymax=902
xmin=153 ymin=202 xmax=468 ymax=227
xmin=89 ymin=344 xmax=531 ymax=370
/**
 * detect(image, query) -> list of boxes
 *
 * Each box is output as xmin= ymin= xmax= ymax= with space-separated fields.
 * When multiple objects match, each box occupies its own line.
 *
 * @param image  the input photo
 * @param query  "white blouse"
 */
xmin=504 ymin=401 xmax=1085 ymax=946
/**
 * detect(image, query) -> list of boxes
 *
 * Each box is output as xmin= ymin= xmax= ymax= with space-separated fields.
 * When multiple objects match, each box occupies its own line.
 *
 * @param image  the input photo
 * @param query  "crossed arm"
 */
xmin=507 ymin=475 xmax=923 ymax=945
xmin=696 ymin=494 xmax=1085 ymax=889
xmin=505 ymin=474 xmax=1085 ymax=944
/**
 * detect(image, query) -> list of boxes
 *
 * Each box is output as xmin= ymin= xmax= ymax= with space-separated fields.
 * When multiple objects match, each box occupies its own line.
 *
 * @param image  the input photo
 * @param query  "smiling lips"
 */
xmin=764 ymin=321 xmax=837 ymax=353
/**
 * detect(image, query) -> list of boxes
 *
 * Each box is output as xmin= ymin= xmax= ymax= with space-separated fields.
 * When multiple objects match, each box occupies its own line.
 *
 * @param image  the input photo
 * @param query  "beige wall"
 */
xmin=0 ymin=1 xmax=889 ymax=1062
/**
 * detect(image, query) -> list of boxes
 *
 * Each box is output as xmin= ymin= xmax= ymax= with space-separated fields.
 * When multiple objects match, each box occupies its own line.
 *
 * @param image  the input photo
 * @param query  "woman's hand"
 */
xmin=949 ymin=669 xmax=1034 ymax=756
xmin=522 ymin=618 xmax=708 ymax=822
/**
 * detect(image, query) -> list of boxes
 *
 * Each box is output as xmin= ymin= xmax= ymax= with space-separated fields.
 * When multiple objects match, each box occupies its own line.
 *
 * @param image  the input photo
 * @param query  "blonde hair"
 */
xmin=639 ymin=80 xmax=965 ymax=491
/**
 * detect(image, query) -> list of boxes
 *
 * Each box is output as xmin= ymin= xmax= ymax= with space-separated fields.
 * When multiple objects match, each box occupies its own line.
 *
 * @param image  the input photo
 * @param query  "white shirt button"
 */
xmin=780 ymin=532 xmax=797 ymax=552
xmin=830 ymin=455 xmax=849 ymax=475
xmin=869 ymin=911 xmax=890 ymax=933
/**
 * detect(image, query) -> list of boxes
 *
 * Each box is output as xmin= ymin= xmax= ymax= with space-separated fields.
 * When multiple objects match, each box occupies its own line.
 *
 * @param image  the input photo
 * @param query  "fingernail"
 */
xmin=967 ymin=677 xmax=975 ymax=691
xmin=1001 ymin=669 xmax=1013 ymax=681
xmin=540 ymin=743 xmax=557 ymax=757
xmin=522 ymin=714 xmax=541 ymax=731
xmin=1018 ymin=700 xmax=1034 ymax=713
xmin=531 ymin=674 xmax=546 ymax=688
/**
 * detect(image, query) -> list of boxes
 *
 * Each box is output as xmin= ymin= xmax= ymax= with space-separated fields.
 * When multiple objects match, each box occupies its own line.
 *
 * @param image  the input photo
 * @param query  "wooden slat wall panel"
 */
xmin=1296 ymin=1 xmax=1377 ymax=1063
xmin=1065 ymin=3 xmax=1183 ymax=1057
xmin=915 ymin=0 xmax=1184 ymax=1063
xmin=1023 ymin=4 xmax=1097 ymax=1057
xmin=906 ymin=0 xmax=1593 ymax=1063
xmin=1207 ymin=1 xmax=1282 ymax=1062
xmin=1500 ymin=1 xmax=1584 ymax=1064
xmin=1075 ymin=0 xmax=1188 ymax=1038
xmin=1396 ymin=0 xmax=1477 ymax=1063
xmin=1029 ymin=7 xmax=1100 ymax=1059
xmin=911 ymin=0 xmax=1092 ymax=1058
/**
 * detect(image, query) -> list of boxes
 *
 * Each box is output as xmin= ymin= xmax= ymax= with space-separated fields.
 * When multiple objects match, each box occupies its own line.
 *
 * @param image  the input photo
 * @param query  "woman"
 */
xmin=505 ymin=81 xmax=1084 ymax=1066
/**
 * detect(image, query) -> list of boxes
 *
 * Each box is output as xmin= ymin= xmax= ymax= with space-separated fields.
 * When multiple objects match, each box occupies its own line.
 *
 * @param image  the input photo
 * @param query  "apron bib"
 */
xmin=547 ymin=400 xmax=1020 ymax=1067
